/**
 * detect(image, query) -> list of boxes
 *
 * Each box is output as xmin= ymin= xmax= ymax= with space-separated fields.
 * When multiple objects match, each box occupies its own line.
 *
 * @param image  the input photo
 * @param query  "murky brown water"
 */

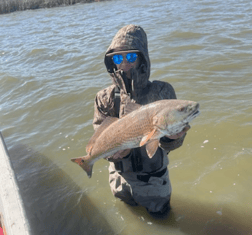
xmin=1 ymin=0 xmax=252 ymax=234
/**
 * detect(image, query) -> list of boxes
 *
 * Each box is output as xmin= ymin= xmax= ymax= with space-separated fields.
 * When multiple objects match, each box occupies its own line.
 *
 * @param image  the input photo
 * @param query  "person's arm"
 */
xmin=93 ymin=86 xmax=116 ymax=130
xmin=93 ymin=93 xmax=108 ymax=131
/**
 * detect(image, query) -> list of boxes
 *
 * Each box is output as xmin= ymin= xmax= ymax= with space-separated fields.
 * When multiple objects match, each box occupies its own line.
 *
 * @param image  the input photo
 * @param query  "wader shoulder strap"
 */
xmin=131 ymin=148 xmax=143 ymax=172
xmin=114 ymin=86 xmax=120 ymax=118
xmin=113 ymin=86 xmax=124 ymax=172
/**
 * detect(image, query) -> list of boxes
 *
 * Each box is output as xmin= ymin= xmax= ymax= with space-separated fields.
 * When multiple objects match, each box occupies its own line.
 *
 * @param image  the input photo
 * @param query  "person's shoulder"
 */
xmin=150 ymin=80 xmax=174 ymax=90
xmin=96 ymin=84 xmax=116 ymax=99
xmin=149 ymin=80 xmax=176 ymax=99
xmin=95 ymin=84 xmax=116 ymax=106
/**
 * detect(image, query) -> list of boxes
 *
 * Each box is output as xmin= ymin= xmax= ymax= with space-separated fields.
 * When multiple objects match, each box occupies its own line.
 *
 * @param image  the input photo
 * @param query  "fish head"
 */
xmin=153 ymin=100 xmax=200 ymax=136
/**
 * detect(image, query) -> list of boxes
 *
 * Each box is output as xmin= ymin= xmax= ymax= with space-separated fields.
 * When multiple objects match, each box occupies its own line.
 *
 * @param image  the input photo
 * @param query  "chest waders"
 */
xmin=113 ymin=86 xmax=167 ymax=182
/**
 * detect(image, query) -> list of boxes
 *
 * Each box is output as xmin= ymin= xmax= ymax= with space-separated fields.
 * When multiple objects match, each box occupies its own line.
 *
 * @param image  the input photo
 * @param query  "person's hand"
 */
xmin=106 ymin=149 xmax=131 ymax=162
xmin=111 ymin=68 xmax=129 ymax=94
xmin=166 ymin=125 xmax=191 ymax=140
xmin=130 ymin=66 xmax=148 ymax=97
xmin=113 ymin=149 xmax=131 ymax=159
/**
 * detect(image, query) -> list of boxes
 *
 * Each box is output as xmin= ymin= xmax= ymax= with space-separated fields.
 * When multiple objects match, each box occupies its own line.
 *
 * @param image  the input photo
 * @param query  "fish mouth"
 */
xmin=183 ymin=107 xmax=200 ymax=124
xmin=192 ymin=110 xmax=200 ymax=117
xmin=190 ymin=104 xmax=200 ymax=117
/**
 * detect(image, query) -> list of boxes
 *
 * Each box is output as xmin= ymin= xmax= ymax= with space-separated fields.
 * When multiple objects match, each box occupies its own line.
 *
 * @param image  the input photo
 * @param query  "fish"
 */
xmin=71 ymin=99 xmax=200 ymax=178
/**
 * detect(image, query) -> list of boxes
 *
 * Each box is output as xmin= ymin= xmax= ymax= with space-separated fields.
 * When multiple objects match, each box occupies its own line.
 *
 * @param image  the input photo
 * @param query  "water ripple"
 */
xmin=1 ymin=0 xmax=252 ymax=234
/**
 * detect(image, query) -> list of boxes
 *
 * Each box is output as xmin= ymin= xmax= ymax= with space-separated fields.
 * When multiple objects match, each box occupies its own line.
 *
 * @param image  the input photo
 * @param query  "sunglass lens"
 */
xmin=126 ymin=53 xmax=137 ymax=63
xmin=112 ymin=54 xmax=123 ymax=64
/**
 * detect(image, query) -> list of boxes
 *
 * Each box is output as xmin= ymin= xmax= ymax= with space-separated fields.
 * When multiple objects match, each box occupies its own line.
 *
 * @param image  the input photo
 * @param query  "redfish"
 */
xmin=71 ymin=99 xmax=200 ymax=178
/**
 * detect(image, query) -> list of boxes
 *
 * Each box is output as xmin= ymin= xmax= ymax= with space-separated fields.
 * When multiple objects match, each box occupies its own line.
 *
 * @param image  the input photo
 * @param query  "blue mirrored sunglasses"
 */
xmin=112 ymin=53 xmax=138 ymax=65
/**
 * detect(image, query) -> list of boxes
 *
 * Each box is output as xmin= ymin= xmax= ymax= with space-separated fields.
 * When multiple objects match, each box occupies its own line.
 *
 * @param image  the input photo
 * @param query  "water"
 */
xmin=1 ymin=0 xmax=252 ymax=234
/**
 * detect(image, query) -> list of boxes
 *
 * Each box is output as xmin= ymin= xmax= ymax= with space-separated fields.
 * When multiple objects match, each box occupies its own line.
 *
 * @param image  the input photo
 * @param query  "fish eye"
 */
xmin=178 ymin=106 xmax=185 ymax=112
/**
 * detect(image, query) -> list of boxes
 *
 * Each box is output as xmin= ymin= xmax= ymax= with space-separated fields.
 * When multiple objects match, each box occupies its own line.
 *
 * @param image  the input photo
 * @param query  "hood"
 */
xmin=104 ymin=25 xmax=151 ymax=91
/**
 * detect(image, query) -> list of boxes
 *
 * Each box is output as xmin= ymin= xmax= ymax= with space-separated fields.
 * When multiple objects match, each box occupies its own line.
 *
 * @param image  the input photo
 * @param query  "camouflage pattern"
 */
xmin=93 ymin=25 xmax=187 ymax=213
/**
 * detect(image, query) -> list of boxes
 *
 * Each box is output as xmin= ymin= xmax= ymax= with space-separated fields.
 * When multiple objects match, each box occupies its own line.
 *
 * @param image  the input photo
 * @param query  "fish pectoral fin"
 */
xmin=71 ymin=156 xmax=93 ymax=178
xmin=145 ymin=140 xmax=160 ymax=158
xmin=140 ymin=131 xmax=153 ymax=147
xmin=140 ymin=129 xmax=159 ymax=147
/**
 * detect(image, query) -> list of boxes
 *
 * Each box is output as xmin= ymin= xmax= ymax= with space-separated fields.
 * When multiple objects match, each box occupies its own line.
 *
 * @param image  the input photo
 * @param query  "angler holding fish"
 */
xmin=71 ymin=25 xmax=200 ymax=217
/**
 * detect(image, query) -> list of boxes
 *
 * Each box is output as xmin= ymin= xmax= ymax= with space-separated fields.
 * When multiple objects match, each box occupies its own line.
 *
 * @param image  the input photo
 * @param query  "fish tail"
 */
xmin=71 ymin=155 xmax=93 ymax=178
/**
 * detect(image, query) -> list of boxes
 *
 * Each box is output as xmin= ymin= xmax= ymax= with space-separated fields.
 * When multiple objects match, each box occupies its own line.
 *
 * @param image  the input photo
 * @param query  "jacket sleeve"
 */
xmin=93 ymin=94 xmax=107 ymax=131
xmin=156 ymin=81 xmax=187 ymax=152
xmin=92 ymin=86 xmax=116 ymax=131
xmin=159 ymin=133 xmax=187 ymax=151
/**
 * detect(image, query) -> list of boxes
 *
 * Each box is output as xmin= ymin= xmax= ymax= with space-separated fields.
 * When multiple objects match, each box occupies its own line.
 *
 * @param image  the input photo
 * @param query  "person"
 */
xmin=93 ymin=25 xmax=189 ymax=217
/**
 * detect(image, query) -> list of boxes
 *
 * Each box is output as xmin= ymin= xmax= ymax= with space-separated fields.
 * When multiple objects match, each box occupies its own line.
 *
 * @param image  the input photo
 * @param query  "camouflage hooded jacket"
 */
xmin=93 ymin=25 xmax=186 ymax=158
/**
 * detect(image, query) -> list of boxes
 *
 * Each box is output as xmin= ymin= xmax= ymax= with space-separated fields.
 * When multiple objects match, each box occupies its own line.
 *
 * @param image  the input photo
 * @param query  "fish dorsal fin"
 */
xmin=123 ymin=101 xmax=141 ymax=116
xmin=86 ymin=117 xmax=118 ymax=154
xmin=145 ymin=139 xmax=160 ymax=158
